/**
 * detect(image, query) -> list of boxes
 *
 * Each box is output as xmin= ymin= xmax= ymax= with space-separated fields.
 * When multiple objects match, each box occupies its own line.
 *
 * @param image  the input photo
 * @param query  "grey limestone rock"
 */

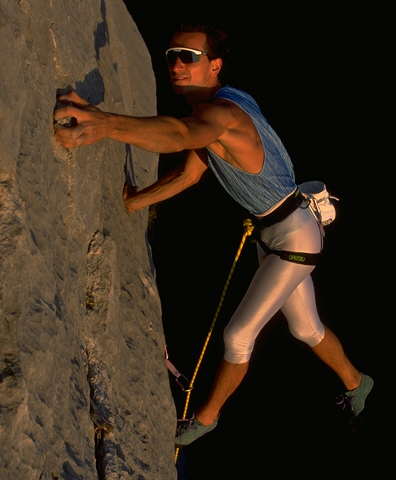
xmin=0 ymin=1 xmax=176 ymax=478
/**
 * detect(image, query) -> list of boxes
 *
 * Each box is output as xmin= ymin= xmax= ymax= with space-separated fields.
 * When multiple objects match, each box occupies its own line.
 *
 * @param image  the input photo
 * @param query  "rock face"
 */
xmin=0 ymin=1 xmax=176 ymax=478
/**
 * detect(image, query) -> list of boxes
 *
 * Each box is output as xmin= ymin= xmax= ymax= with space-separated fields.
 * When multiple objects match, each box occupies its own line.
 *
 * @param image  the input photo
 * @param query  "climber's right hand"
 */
xmin=54 ymin=91 xmax=110 ymax=148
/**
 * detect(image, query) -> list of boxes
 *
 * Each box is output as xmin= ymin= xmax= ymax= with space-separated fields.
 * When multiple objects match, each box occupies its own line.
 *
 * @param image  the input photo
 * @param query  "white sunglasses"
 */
xmin=165 ymin=47 xmax=208 ymax=64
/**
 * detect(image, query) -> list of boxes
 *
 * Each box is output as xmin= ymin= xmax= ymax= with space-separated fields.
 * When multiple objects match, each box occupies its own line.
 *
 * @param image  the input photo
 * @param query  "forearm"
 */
xmin=107 ymin=113 xmax=189 ymax=153
xmin=125 ymin=168 xmax=198 ymax=212
xmin=54 ymin=93 xmax=227 ymax=151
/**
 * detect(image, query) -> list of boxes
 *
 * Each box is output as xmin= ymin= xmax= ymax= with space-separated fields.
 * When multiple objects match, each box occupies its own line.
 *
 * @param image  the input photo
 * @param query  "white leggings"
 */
xmin=223 ymin=206 xmax=326 ymax=364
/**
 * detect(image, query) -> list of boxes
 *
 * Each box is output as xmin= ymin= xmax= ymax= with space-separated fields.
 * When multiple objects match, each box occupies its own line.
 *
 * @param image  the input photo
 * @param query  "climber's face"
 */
xmin=166 ymin=32 xmax=222 ymax=92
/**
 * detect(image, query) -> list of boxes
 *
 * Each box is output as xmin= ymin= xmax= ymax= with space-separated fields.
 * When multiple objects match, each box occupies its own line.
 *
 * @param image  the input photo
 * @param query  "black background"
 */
xmin=122 ymin=4 xmax=384 ymax=478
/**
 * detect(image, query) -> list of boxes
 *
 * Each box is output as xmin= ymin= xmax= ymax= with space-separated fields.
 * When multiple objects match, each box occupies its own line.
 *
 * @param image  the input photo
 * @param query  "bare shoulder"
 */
xmin=198 ymin=98 xmax=264 ymax=174
xmin=193 ymin=98 xmax=239 ymax=127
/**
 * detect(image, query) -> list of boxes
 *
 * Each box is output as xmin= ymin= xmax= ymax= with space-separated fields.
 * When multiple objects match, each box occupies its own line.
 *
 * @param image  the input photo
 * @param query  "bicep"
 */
xmin=180 ymin=103 xmax=233 ymax=149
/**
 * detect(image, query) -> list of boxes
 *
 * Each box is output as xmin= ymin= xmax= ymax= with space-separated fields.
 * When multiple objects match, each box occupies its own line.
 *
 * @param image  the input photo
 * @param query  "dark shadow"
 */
xmin=123 ymin=145 xmax=137 ymax=189
xmin=75 ymin=69 xmax=105 ymax=105
xmin=94 ymin=0 xmax=109 ymax=60
xmin=56 ymin=68 xmax=105 ymax=108
xmin=123 ymin=145 xmax=157 ymax=279
xmin=61 ymin=461 xmax=84 ymax=480
xmin=64 ymin=443 xmax=84 ymax=468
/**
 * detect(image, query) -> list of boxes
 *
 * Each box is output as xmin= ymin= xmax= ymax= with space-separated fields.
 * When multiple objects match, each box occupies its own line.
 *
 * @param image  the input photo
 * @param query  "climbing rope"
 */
xmin=175 ymin=218 xmax=255 ymax=463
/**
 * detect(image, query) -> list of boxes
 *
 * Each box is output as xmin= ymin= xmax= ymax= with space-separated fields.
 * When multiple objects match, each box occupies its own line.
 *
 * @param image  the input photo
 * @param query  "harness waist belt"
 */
xmin=252 ymin=190 xmax=321 ymax=265
xmin=255 ymin=238 xmax=321 ymax=265
xmin=254 ymin=189 xmax=304 ymax=228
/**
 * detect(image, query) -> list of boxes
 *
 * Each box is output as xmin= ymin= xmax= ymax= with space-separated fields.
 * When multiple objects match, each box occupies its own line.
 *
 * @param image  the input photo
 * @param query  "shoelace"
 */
xmin=176 ymin=417 xmax=196 ymax=434
xmin=335 ymin=393 xmax=352 ymax=412
xmin=335 ymin=393 xmax=361 ymax=430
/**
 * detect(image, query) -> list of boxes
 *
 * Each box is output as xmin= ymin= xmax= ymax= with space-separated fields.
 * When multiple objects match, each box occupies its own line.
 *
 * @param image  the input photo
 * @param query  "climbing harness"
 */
xmin=253 ymin=238 xmax=322 ymax=265
xmin=251 ymin=188 xmax=321 ymax=265
xmin=252 ymin=182 xmax=339 ymax=266
xmin=174 ymin=218 xmax=255 ymax=463
xmin=253 ymin=188 xmax=305 ymax=227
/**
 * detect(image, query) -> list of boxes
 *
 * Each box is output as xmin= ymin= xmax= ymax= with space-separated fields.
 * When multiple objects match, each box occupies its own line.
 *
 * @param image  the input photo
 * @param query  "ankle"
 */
xmin=345 ymin=372 xmax=362 ymax=391
xmin=196 ymin=410 xmax=219 ymax=426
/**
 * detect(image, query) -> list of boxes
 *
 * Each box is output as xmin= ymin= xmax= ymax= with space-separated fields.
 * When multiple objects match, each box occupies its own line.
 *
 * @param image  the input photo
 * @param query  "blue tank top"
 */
xmin=206 ymin=86 xmax=296 ymax=215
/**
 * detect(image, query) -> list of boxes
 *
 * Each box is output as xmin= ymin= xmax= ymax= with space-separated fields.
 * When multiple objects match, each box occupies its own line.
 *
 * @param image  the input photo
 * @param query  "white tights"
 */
xmin=223 ymin=206 xmax=325 ymax=364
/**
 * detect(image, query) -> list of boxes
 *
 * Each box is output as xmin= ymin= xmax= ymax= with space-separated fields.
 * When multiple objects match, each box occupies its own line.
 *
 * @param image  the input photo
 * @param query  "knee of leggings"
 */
xmin=223 ymin=325 xmax=254 ymax=364
xmin=288 ymin=322 xmax=325 ymax=347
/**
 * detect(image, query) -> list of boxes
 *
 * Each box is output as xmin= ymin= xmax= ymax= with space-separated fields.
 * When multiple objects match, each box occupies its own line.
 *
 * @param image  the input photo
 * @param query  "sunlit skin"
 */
xmin=168 ymin=32 xmax=220 ymax=94
xmin=53 ymin=31 xmax=362 ymax=429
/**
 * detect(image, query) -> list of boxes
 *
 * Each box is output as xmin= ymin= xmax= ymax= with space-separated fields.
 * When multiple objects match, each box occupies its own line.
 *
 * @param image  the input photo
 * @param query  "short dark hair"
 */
xmin=171 ymin=23 xmax=230 ymax=82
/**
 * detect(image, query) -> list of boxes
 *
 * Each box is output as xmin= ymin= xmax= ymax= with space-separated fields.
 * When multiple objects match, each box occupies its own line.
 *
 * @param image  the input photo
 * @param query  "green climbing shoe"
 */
xmin=175 ymin=416 xmax=218 ymax=447
xmin=336 ymin=373 xmax=374 ymax=417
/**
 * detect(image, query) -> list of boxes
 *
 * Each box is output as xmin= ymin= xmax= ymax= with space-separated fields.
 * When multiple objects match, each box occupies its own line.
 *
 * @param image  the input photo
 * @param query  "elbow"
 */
xmin=179 ymin=169 xmax=203 ymax=188
xmin=192 ymin=171 xmax=205 ymax=185
xmin=166 ymin=137 xmax=186 ymax=153
xmin=186 ymin=170 xmax=205 ymax=186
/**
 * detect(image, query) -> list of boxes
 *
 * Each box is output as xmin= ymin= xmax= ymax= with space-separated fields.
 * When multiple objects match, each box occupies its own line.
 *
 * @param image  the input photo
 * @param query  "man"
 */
xmin=54 ymin=24 xmax=373 ymax=447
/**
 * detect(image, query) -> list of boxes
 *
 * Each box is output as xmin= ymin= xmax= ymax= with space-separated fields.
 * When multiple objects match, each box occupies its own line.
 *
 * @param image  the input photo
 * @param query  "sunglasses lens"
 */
xmin=166 ymin=50 xmax=199 ymax=65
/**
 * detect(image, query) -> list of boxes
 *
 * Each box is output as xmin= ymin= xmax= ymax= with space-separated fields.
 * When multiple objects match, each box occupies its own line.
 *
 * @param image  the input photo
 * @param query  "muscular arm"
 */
xmin=54 ymin=92 xmax=232 ymax=152
xmin=107 ymin=111 xmax=224 ymax=152
xmin=123 ymin=149 xmax=208 ymax=212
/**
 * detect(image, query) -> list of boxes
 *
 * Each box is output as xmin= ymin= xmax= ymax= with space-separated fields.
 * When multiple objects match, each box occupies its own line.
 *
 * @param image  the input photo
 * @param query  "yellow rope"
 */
xmin=175 ymin=218 xmax=254 ymax=463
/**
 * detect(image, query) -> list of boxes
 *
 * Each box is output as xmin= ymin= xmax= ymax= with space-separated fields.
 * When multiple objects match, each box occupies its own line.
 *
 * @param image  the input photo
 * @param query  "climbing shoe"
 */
xmin=336 ymin=373 xmax=374 ymax=417
xmin=175 ymin=416 xmax=218 ymax=447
